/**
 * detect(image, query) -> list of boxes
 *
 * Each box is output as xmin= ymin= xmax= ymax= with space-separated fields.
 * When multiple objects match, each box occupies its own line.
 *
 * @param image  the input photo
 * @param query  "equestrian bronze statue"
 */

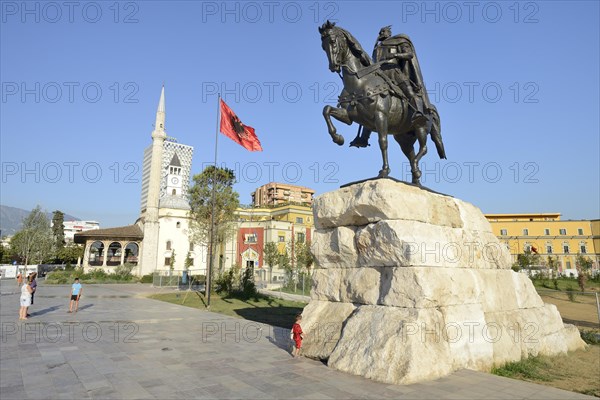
xmin=318 ymin=21 xmax=446 ymax=185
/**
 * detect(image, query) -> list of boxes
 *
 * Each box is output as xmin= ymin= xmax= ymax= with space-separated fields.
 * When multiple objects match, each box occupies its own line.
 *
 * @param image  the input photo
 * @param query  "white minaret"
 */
xmin=139 ymin=86 xmax=167 ymax=275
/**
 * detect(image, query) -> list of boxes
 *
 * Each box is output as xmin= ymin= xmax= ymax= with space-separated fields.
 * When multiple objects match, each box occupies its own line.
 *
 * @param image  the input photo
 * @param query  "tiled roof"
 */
xmin=74 ymin=225 xmax=143 ymax=243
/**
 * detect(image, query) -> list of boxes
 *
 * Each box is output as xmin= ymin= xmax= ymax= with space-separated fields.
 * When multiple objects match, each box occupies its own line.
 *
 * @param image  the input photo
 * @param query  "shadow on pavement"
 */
xmin=30 ymin=305 xmax=61 ymax=316
xmin=266 ymin=326 xmax=294 ymax=352
xmin=234 ymin=306 xmax=303 ymax=329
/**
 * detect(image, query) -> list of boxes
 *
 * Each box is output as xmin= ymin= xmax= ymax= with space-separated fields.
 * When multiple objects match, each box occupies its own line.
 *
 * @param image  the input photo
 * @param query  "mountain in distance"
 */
xmin=0 ymin=205 xmax=80 ymax=236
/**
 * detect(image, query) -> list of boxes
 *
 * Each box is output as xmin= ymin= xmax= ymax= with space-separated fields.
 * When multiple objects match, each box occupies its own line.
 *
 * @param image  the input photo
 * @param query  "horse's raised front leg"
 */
xmin=322 ymin=105 xmax=352 ymax=146
xmin=374 ymin=112 xmax=390 ymax=178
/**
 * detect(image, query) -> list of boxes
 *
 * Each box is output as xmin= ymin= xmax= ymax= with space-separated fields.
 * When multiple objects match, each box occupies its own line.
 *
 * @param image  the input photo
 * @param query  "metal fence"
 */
xmin=270 ymin=273 xmax=312 ymax=298
xmin=152 ymin=271 xmax=206 ymax=291
xmin=537 ymin=288 xmax=600 ymax=329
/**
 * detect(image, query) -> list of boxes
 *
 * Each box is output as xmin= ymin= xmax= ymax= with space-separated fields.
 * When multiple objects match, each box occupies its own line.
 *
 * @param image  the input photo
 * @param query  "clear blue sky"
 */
xmin=1 ymin=1 xmax=599 ymax=228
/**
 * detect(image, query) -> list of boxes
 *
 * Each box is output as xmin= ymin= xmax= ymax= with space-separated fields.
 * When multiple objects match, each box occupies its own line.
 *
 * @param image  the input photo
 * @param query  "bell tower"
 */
xmin=166 ymin=153 xmax=183 ymax=197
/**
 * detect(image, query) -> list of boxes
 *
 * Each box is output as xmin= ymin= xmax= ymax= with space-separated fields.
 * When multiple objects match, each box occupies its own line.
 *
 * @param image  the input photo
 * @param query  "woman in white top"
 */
xmin=19 ymin=277 xmax=33 ymax=320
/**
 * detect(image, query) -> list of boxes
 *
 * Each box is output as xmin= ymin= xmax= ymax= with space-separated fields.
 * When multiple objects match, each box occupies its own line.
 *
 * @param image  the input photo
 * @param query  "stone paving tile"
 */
xmin=0 ymin=385 xmax=27 ymax=400
xmin=1 ymin=280 xmax=596 ymax=400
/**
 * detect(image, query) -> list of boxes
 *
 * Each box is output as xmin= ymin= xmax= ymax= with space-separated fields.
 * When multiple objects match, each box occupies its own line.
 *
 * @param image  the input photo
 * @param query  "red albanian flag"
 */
xmin=219 ymin=99 xmax=263 ymax=151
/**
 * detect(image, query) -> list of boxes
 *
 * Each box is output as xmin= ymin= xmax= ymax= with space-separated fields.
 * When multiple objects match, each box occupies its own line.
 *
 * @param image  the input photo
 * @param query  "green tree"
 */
xmin=0 ymin=238 xmax=7 ymax=263
xmin=10 ymin=206 xmax=53 ymax=265
xmin=295 ymin=239 xmax=314 ymax=272
xmin=57 ymin=244 xmax=84 ymax=264
xmin=293 ymin=239 xmax=314 ymax=291
xmin=241 ymin=266 xmax=257 ymax=299
xmin=263 ymin=242 xmax=279 ymax=283
xmin=515 ymin=249 xmax=540 ymax=277
xmin=184 ymin=251 xmax=193 ymax=270
xmin=170 ymin=249 xmax=176 ymax=272
xmin=575 ymin=254 xmax=592 ymax=292
xmin=279 ymin=249 xmax=292 ymax=285
xmin=51 ymin=210 xmax=65 ymax=258
xmin=188 ymin=166 xmax=240 ymax=292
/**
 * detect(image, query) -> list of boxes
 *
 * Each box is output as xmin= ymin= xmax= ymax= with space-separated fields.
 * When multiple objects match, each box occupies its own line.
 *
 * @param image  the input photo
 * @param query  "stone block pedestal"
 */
xmin=302 ymin=179 xmax=585 ymax=384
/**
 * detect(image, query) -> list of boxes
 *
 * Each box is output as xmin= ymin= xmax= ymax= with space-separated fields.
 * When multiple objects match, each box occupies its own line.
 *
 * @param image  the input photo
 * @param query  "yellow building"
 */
xmin=485 ymin=213 xmax=599 ymax=274
xmin=220 ymin=203 xmax=314 ymax=282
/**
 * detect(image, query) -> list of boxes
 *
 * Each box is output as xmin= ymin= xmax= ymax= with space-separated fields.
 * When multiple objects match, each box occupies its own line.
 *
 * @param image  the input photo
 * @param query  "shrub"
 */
xmin=553 ymin=279 xmax=559 ymax=290
xmin=565 ymin=285 xmax=577 ymax=302
xmin=240 ymin=267 xmax=257 ymax=299
xmin=113 ymin=263 xmax=135 ymax=280
xmin=73 ymin=266 xmax=85 ymax=278
xmin=46 ymin=270 xmax=71 ymax=284
xmin=90 ymin=268 xmax=108 ymax=280
xmin=190 ymin=275 xmax=206 ymax=287
xmin=140 ymin=274 xmax=153 ymax=283
xmin=215 ymin=268 xmax=237 ymax=294
xmin=580 ymin=330 xmax=600 ymax=345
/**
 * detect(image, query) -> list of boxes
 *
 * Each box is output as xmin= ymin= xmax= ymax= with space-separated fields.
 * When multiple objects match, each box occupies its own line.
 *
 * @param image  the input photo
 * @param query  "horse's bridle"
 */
xmin=325 ymin=30 xmax=360 ymax=78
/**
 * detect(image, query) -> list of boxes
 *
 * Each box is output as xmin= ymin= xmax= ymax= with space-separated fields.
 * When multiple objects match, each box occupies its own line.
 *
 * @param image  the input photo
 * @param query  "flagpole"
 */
xmin=207 ymin=94 xmax=220 ymax=308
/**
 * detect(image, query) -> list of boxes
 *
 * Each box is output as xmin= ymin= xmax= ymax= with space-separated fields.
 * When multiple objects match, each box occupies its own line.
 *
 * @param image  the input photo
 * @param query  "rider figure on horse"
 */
xmin=351 ymin=26 xmax=430 ymax=148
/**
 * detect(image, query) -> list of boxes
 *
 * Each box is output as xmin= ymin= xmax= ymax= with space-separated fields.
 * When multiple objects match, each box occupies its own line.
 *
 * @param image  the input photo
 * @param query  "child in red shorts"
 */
xmin=292 ymin=313 xmax=304 ymax=357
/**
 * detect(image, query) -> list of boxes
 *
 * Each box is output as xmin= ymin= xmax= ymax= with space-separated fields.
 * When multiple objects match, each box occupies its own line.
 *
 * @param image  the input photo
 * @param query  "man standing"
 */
xmin=68 ymin=278 xmax=83 ymax=313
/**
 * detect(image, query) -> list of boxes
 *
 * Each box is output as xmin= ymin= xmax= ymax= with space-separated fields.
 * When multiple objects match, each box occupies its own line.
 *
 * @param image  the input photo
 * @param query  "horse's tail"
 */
xmin=429 ymin=107 xmax=447 ymax=159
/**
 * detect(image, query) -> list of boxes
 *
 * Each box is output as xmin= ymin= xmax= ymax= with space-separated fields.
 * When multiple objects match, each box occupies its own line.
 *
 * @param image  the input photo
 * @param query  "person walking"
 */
xmin=68 ymin=278 xmax=83 ymax=313
xmin=19 ymin=276 xmax=33 ymax=320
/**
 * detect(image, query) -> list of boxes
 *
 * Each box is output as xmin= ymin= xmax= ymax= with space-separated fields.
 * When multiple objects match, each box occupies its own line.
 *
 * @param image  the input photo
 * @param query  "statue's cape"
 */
xmin=378 ymin=34 xmax=432 ymax=109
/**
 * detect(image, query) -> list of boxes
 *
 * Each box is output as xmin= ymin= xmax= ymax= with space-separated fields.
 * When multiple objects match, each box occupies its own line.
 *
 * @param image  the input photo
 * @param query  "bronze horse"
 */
xmin=319 ymin=22 xmax=446 ymax=185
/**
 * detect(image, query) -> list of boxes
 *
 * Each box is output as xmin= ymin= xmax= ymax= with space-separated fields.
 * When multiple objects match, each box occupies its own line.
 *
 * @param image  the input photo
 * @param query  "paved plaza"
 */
xmin=0 ymin=280 xmax=593 ymax=399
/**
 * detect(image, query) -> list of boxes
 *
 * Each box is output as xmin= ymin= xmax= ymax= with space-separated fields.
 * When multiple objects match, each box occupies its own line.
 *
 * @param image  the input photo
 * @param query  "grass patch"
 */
xmin=492 ymin=356 xmax=553 ymax=381
xmin=492 ymin=346 xmax=600 ymax=397
xmin=148 ymin=291 xmax=306 ymax=328
xmin=532 ymin=277 xmax=599 ymax=292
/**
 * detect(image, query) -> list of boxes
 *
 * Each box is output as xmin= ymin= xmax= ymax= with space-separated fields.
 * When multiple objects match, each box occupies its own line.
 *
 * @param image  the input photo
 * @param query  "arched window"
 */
xmin=107 ymin=242 xmax=122 ymax=266
xmin=124 ymin=243 xmax=139 ymax=265
xmin=176 ymin=222 xmax=181 ymax=228
xmin=166 ymin=241 xmax=172 ymax=250
xmin=172 ymin=189 xmax=176 ymax=195
xmin=89 ymin=241 xmax=104 ymax=266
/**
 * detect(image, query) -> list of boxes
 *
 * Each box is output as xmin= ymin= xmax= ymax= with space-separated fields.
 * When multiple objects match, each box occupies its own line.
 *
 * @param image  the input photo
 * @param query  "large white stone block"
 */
xmin=311 ymin=226 xmax=359 ymax=268
xmin=356 ymin=220 xmax=510 ymax=269
xmin=328 ymin=305 xmax=454 ymax=384
xmin=300 ymin=300 xmax=357 ymax=359
xmin=313 ymin=179 xmax=463 ymax=229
